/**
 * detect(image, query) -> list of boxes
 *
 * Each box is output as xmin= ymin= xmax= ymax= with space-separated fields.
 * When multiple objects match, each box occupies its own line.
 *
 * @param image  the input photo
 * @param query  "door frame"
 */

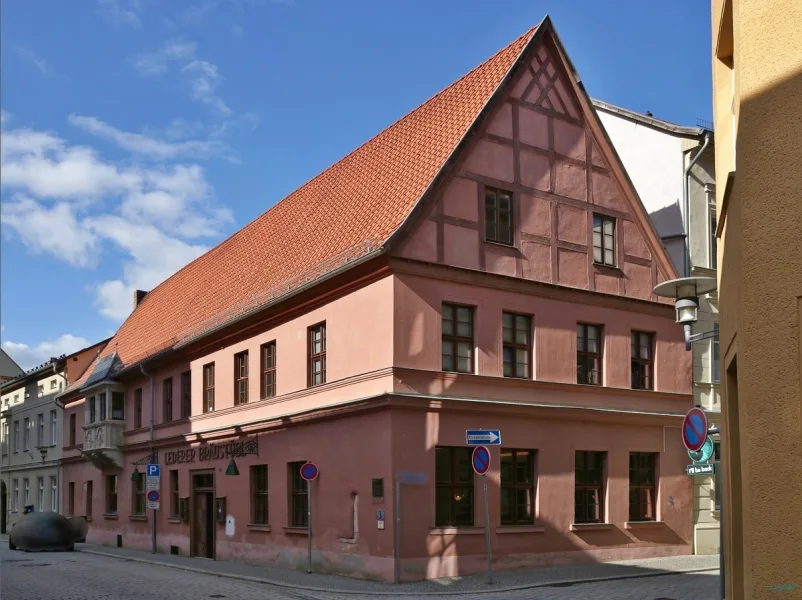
xmin=190 ymin=469 xmax=216 ymax=559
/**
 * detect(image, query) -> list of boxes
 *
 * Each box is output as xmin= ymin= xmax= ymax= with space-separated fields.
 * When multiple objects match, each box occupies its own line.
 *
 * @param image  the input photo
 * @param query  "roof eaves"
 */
xmin=1 ymin=356 xmax=65 ymax=391
xmin=591 ymin=99 xmax=707 ymax=138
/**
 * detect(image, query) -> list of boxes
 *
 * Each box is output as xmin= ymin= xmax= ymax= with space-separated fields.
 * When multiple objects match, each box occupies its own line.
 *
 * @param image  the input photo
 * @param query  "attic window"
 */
xmin=592 ymin=214 xmax=616 ymax=267
xmin=485 ymin=187 xmax=514 ymax=245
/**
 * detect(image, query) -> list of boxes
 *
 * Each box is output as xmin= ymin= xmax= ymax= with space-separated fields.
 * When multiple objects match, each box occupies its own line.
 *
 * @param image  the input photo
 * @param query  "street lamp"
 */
xmin=653 ymin=275 xmax=723 ymax=600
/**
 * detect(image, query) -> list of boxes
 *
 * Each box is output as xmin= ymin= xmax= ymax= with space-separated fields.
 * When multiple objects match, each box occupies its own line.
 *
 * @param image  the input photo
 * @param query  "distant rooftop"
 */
xmin=592 ymin=99 xmax=712 ymax=138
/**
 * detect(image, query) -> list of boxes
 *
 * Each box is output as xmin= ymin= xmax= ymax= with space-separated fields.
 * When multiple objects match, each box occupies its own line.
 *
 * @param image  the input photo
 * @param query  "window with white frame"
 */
xmin=51 ymin=476 xmax=58 ymax=512
xmin=712 ymin=323 xmax=720 ymax=383
xmin=12 ymin=479 xmax=19 ymax=511
xmin=51 ymin=410 xmax=57 ymax=446
xmin=23 ymin=418 xmax=30 ymax=451
xmin=37 ymin=413 xmax=44 ymax=447
xmin=38 ymin=477 xmax=44 ymax=512
xmin=709 ymin=203 xmax=717 ymax=270
xmin=23 ymin=478 xmax=30 ymax=507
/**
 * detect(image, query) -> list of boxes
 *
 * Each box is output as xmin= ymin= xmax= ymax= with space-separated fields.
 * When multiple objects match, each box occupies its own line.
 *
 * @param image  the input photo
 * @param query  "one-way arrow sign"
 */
xmin=466 ymin=430 xmax=502 ymax=445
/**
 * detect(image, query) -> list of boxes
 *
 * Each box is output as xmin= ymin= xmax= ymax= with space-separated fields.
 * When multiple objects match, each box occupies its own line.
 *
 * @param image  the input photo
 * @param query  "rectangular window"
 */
xmin=68 ymin=482 xmax=75 ymax=515
xmin=2 ymin=422 xmax=7 ymax=455
xmin=99 ymin=392 xmax=107 ymax=421
xmin=592 ymin=214 xmax=616 ymax=266
xmin=181 ymin=371 xmax=191 ymax=419
xmin=23 ymin=418 xmax=30 ymax=451
xmin=134 ymin=388 xmax=143 ymax=429
xmin=261 ymin=342 xmax=277 ymax=399
xmin=51 ymin=380 xmax=57 ymax=389
xmin=251 ymin=465 xmax=269 ymax=525
xmin=289 ymin=462 xmax=308 ymax=527
xmin=574 ymin=451 xmax=605 ymax=524
xmin=89 ymin=396 xmax=96 ymax=424
xmin=132 ymin=476 xmax=145 ymax=516
xmin=69 ymin=414 xmax=76 ymax=446
xmin=38 ymin=384 xmax=44 ymax=396
xmin=163 ymin=378 xmax=173 ymax=422
xmin=13 ymin=479 xmax=19 ymax=511
xmin=577 ymin=324 xmax=603 ymax=385
xmin=106 ymin=475 xmax=118 ymax=514
xmin=203 ymin=363 xmax=215 ymax=413
xmin=485 ymin=187 xmax=514 ymax=245
xmin=85 ymin=480 xmax=93 ymax=518
xmin=50 ymin=410 xmax=57 ymax=446
xmin=442 ymin=304 xmax=474 ymax=373
xmin=13 ymin=420 xmax=19 ymax=452
xmin=308 ymin=324 xmax=327 ymax=386
xmin=51 ymin=477 xmax=58 ymax=512
xmin=709 ymin=204 xmax=717 ymax=269
xmin=435 ymin=446 xmax=474 ymax=527
xmin=38 ymin=477 xmax=44 ymax=512
xmin=500 ymin=449 xmax=536 ymax=525
xmin=712 ymin=323 xmax=720 ymax=383
xmin=37 ymin=413 xmax=44 ymax=447
xmin=629 ymin=452 xmax=657 ymax=521
xmin=234 ymin=351 xmax=249 ymax=405
xmin=502 ymin=312 xmax=532 ymax=379
xmin=170 ymin=470 xmax=179 ymax=518
xmin=631 ymin=331 xmax=654 ymax=390
xmin=111 ymin=392 xmax=125 ymax=420
xmin=23 ymin=478 xmax=30 ymax=507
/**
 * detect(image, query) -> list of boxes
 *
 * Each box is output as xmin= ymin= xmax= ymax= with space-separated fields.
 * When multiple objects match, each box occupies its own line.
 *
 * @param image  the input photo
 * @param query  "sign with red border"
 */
xmin=300 ymin=462 xmax=319 ymax=481
xmin=472 ymin=446 xmax=491 ymax=476
xmin=682 ymin=407 xmax=708 ymax=452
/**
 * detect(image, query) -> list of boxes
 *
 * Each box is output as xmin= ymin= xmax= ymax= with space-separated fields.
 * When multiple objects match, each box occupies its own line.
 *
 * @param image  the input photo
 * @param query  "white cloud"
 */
xmin=68 ymin=115 xmax=237 ymax=162
xmin=2 ymin=334 xmax=91 ymax=371
xmin=97 ymin=0 xmax=142 ymax=29
xmin=182 ymin=60 xmax=232 ymax=115
xmin=14 ymin=46 xmax=51 ymax=76
xmin=131 ymin=39 xmax=198 ymax=76
xmin=0 ymin=113 xmax=233 ymax=323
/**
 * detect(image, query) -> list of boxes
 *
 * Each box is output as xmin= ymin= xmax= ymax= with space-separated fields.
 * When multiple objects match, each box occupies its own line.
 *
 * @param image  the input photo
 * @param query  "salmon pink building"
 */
xmin=59 ymin=17 xmax=693 ymax=583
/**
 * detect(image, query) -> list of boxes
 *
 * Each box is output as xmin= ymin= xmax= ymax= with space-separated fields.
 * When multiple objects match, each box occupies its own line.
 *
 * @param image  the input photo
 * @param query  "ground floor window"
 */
xmin=629 ymin=452 xmax=657 ymax=521
xmin=105 ymin=475 xmax=118 ymax=515
xmin=288 ymin=462 xmax=308 ymax=527
xmin=251 ymin=465 xmax=269 ymax=525
xmin=38 ymin=477 xmax=44 ymax=512
xmin=51 ymin=477 xmax=58 ymax=512
xmin=500 ymin=449 xmax=536 ymax=525
xmin=575 ymin=451 xmax=605 ymax=524
xmin=435 ymin=446 xmax=474 ymax=527
xmin=68 ymin=482 xmax=74 ymax=515
xmin=85 ymin=480 xmax=93 ymax=518
xmin=170 ymin=470 xmax=179 ymax=518
xmin=132 ymin=476 xmax=145 ymax=516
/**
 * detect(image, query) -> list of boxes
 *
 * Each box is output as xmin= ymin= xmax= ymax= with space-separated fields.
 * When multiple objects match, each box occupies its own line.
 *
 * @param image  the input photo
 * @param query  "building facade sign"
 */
xmin=164 ymin=436 xmax=258 ymax=466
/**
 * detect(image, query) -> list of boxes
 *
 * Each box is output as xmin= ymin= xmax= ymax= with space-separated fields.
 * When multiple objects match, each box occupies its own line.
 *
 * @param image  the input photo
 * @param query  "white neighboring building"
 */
xmin=594 ymin=100 xmax=720 ymax=555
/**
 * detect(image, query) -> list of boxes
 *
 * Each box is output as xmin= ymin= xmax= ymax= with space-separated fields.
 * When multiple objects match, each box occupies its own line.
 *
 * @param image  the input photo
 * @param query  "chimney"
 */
xmin=133 ymin=289 xmax=148 ymax=309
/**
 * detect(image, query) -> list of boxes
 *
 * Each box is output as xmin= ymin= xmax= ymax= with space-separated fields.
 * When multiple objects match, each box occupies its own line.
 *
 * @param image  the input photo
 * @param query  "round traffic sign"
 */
xmin=146 ymin=490 xmax=160 ymax=503
xmin=472 ymin=446 xmax=490 ymax=476
xmin=682 ymin=407 xmax=708 ymax=452
xmin=300 ymin=462 xmax=319 ymax=481
xmin=688 ymin=435 xmax=715 ymax=463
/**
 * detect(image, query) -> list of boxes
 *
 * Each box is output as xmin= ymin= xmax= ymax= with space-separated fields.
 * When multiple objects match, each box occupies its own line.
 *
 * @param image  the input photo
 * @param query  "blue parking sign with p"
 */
xmin=147 ymin=464 xmax=160 ymax=477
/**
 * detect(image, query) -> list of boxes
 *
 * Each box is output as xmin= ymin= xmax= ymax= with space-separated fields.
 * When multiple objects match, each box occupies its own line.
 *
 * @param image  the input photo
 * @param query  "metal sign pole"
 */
xmin=307 ymin=482 xmax=313 ymax=574
xmin=482 ymin=475 xmax=492 ymax=585
xmin=394 ymin=479 xmax=401 ymax=584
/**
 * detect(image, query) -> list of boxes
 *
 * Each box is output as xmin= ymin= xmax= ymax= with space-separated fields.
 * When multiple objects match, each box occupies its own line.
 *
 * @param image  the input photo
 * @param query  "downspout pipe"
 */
xmin=140 ymin=364 xmax=156 ymax=554
xmin=683 ymin=132 xmax=712 ymax=276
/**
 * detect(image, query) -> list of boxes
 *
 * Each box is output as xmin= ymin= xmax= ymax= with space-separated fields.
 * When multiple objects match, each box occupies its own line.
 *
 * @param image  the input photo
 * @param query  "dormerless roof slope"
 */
xmin=72 ymin=22 xmax=541 ymax=390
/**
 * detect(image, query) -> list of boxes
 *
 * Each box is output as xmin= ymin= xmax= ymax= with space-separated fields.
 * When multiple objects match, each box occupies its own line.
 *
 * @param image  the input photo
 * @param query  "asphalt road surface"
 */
xmin=1 ymin=543 xmax=721 ymax=600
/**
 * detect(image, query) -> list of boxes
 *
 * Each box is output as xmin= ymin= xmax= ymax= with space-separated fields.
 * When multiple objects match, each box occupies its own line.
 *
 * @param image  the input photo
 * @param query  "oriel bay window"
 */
xmin=234 ymin=351 xmax=249 ymax=405
xmin=485 ymin=187 xmax=514 ymax=245
xmin=251 ymin=465 xmax=269 ymax=525
xmin=631 ymin=331 xmax=655 ymax=390
xmin=261 ymin=341 xmax=277 ymax=399
xmin=203 ymin=363 xmax=215 ymax=413
xmin=111 ymin=391 xmax=125 ymax=420
xmin=289 ymin=462 xmax=308 ymax=527
xmin=577 ymin=324 xmax=602 ymax=385
xmin=500 ymin=449 xmax=536 ymax=525
xmin=592 ymin=214 xmax=616 ymax=266
xmin=575 ymin=451 xmax=605 ymax=524
xmin=308 ymin=324 xmax=326 ymax=386
xmin=502 ymin=312 xmax=532 ymax=378
xmin=435 ymin=446 xmax=474 ymax=527
xmin=442 ymin=304 xmax=474 ymax=373
xmin=629 ymin=452 xmax=657 ymax=521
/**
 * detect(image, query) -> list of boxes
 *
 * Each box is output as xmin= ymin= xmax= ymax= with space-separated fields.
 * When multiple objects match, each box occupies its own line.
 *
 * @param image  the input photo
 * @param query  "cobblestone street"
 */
xmin=2 ymin=544 xmax=721 ymax=600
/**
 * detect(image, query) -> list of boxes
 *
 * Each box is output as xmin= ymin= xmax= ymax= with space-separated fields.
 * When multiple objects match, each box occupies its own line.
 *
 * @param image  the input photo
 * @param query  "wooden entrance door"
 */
xmin=191 ymin=472 xmax=215 ymax=559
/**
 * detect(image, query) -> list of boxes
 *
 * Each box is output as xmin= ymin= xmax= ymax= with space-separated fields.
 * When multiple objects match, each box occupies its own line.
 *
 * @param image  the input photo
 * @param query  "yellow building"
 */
xmin=711 ymin=0 xmax=802 ymax=598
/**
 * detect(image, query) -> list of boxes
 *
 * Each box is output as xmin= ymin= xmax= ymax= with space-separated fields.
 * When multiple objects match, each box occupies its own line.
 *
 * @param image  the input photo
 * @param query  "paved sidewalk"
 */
xmin=68 ymin=540 xmax=719 ymax=595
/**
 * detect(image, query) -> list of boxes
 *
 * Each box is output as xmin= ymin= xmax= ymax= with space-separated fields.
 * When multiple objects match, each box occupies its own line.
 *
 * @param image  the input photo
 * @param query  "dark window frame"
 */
xmin=234 ymin=351 xmax=249 ymax=406
xmin=435 ymin=446 xmax=475 ymax=527
xmin=69 ymin=414 xmax=76 ymax=446
xmin=203 ymin=363 xmax=215 ymax=413
xmin=308 ymin=324 xmax=327 ymax=387
xmin=132 ymin=475 xmax=146 ymax=516
xmin=288 ymin=461 xmax=308 ymax=527
xmin=163 ymin=378 xmax=173 ymax=423
xmin=85 ymin=480 xmax=93 ymax=519
xmin=134 ymin=388 xmax=143 ymax=429
xmin=577 ymin=324 xmax=603 ymax=385
xmin=181 ymin=371 xmax=191 ymax=419
xmin=105 ymin=474 xmax=118 ymax=515
xmin=500 ymin=449 xmax=537 ymax=525
xmin=251 ymin=464 xmax=269 ymax=525
xmin=502 ymin=312 xmax=532 ymax=379
xmin=592 ymin=214 xmax=616 ymax=267
xmin=111 ymin=391 xmax=125 ymax=421
xmin=631 ymin=331 xmax=655 ymax=390
xmin=629 ymin=452 xmax=657 ymax=522
xmin=484 ymin=186 xmax=514 ymax=245
xmin=574 ymin=451 xmax=605 ymax=524
xmin=261 ymin=341 xmax=277 ymax=399
xmin=441 ymin=304 xmax=475 ymax=374
xmin=68 ymin=482 xmax=75 ymax=516
xmin=169 ymin=470 xmax=179 ymax=518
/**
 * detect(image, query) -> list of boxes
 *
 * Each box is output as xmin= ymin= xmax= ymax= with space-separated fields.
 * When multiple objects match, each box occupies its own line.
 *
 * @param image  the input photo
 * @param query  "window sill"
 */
xmin=103 ymin=513 xmax=118 ymax=520
xmin=625 ymin=520 xmax=665 ymax=530
xmin=167 ymin=517 xmax=182 ymax=524
xmin=570 ymin=523 xmax=614 ymax=532
xmin=429 ymin=527 xmax=484 ymax=536
xmin=248 ymin=524 xmax=271 ymax=532
xmin=283 ymin=526 xmax=309 ymax=536
xmin=130 ymin=515 xmax=147 ymax=522
xmin=484 ymin=240 xmax=516 ymax=250
xmin=496 ymin=525 xmax=545 ymax=534
xmin=593 ymin=262 xmax=622 ymax=274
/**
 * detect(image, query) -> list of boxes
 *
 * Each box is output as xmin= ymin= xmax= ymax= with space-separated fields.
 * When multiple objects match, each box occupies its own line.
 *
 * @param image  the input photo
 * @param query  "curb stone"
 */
xmin=74 ymin=547 xmax=719 ymax=596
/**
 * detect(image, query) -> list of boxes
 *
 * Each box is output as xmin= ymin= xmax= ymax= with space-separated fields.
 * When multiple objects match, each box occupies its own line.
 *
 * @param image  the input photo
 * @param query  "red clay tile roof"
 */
xmin=73 ymin=24 xmax=540 ymax=389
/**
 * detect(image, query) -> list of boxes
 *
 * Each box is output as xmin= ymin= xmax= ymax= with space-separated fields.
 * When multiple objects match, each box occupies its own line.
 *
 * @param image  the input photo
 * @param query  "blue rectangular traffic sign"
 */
xmin=146 ymin=464 xmax=160 ymax=477
xmin=466 ymin=430 xmax=501 ymax=445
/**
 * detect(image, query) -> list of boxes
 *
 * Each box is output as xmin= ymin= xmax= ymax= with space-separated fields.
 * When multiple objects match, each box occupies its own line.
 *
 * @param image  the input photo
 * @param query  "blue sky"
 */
xmin=0 ymin=0 xmax=712 ymax=369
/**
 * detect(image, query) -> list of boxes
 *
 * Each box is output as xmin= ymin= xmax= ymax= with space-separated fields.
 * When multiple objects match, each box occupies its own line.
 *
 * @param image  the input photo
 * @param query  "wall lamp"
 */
xmin=653 ymin=276 xmax=719 ymax=351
